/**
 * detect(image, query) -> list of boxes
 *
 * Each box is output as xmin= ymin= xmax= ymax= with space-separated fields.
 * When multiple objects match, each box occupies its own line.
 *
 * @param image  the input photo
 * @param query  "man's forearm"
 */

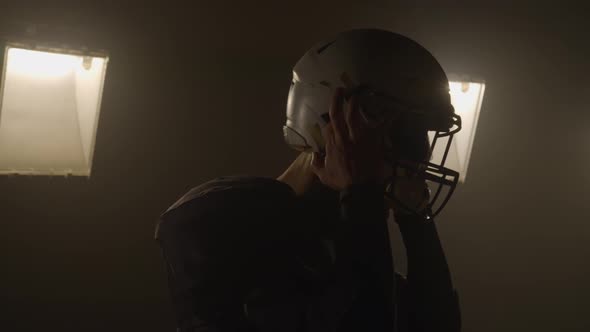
xmin=397 ymin=216 xmax=453 ymax=292
xmin=333 ymin=183 xmax=396 ymax=330
xmin=337 ymin=184 xmax=392 ymax=274
xmin=396 ymin=214 xmax=461 ymax=331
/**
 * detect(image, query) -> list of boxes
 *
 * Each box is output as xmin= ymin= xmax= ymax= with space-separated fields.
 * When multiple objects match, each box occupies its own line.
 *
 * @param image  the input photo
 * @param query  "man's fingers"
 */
xmin=345 ymin=93 xmax=363 ymax=142
xmin=321 ymin=123 xmax=335 ymax=148
xmin=329 ymin=88 xmax=348 ymax=148
xmin=323 ymin=125 xmax=337 ymax=159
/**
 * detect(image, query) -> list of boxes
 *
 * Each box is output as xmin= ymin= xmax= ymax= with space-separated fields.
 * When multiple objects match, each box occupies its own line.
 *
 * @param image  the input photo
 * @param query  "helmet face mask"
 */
xmin=383 ymin=116 xmax=462 ymax=219
xmin=283 ymin=28 xmax=463 ymax=219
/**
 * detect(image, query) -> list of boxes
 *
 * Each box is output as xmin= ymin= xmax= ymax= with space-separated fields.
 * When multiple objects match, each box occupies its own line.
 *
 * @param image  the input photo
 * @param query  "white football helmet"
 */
xmin=283 ymin=28 xmax=462 ymax=219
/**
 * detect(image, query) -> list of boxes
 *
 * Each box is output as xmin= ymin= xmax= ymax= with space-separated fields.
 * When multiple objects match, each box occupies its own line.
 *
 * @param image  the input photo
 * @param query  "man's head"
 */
xmin=282 ymin=28 xmax=462 ymax=218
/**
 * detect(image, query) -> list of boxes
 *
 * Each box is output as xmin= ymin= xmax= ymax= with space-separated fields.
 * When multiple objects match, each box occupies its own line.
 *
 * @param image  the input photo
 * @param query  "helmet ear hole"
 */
xmin=357 ymin=94 xmax=388 ymax=127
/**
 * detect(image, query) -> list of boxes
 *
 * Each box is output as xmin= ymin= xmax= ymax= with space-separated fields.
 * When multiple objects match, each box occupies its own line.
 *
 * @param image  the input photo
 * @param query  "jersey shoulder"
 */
xmin=155 ymin=175 xmax=297 ymax=240
xmin=165 ymin=175 xmax=295 ymax=213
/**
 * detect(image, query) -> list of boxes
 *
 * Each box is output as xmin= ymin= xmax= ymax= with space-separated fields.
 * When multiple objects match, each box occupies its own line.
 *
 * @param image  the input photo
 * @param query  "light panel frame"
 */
xmin=0 ymin=40 xmax=109 ymax=177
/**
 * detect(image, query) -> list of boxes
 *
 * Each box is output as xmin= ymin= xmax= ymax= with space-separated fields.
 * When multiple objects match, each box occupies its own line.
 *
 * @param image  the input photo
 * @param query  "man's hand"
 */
xmin=311 ymin=87 xmax=387 ymax=191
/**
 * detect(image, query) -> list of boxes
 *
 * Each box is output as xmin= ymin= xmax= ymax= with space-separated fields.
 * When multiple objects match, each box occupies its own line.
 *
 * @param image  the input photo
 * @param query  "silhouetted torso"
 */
xmin=156 ymin=176 xmax=460 ymax=331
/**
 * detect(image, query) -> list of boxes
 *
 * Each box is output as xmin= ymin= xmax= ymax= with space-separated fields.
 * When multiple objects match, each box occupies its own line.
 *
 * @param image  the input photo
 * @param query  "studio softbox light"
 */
xmin=0 ymin=42 xmax=109 ymax=176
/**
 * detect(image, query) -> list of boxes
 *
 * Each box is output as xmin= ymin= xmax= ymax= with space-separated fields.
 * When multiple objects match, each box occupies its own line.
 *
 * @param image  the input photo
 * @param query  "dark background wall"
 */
xmin=0 ymin=1 xmax=588 ymax=331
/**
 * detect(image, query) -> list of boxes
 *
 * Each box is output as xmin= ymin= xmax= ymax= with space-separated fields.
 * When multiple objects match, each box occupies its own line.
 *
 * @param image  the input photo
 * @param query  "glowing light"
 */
xmin=429 ymin=80 xmax=486 ymax=183
xmin=6 ymin=48 xmax=84 ymax=78
xmin=0 ymin=45 xmax=109 ymax=176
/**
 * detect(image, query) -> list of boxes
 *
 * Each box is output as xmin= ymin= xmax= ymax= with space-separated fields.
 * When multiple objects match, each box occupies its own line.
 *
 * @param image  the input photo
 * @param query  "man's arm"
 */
xmin=328 ymin=183 xmax=396 ymax=331
xmin=396 ymin=213 xmax=462 ymax=332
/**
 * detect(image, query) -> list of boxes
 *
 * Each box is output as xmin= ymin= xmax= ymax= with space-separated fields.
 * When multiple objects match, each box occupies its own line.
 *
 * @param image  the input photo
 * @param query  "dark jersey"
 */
xmin=155 ymin=176 xmax=460 ymax=332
